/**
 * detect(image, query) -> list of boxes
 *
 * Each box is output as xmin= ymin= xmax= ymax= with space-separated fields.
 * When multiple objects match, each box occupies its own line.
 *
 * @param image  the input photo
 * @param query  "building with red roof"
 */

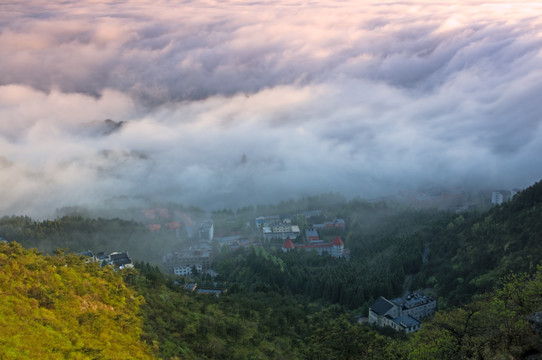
xmin=146 ymin=223 xmax=162 ymax=231
xmin=282 ymin=236 xmax=347 ymax=258
xmin=281 ymin=238 xmax=295 ymax=252
xmin=165 ymin=222 xmax=181 ymax=230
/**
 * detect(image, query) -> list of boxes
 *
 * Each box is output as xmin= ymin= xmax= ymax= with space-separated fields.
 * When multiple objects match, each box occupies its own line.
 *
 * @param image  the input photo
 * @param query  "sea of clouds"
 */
xmin=1 ymin=0 xmax=542 ymax=217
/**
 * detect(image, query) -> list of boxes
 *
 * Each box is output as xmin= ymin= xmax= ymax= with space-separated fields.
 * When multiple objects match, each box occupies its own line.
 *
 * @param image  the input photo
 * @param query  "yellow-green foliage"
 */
xmin=0 ymin=242 xmax=154 ymax=359
xmin=408 ymin=267 xmax=542 ymax=360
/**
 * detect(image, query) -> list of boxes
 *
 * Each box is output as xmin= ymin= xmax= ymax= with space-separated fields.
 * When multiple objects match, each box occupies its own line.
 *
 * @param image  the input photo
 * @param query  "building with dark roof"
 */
xmin=369 ymin=296 xmax=399 ymax=325
xmin=196 ymin=288 xmax=224 ymax=297
xmin=198 ymin=220 xmax=214 ymax=241
xmin=255 ymin=215 xmax=281 ymax=228
xmin=100 ymin=252 xmax=134 ymax=269
xmin=368 ymin=292 xmax=435 ymax=333
xmin=109 ymin=252 xmax=132 ymax=267
xmin=390 ymin=292 xmax=437 ymax=321
xmin=184 ymin=282 xmax=197 ymax=291
xmin=77 ymin=250 xmax=95 ymax=260
xmin=95 ymin=251 xmax=108 ymax=263
xmin=391 ymin=315 xmax=421 ymax=333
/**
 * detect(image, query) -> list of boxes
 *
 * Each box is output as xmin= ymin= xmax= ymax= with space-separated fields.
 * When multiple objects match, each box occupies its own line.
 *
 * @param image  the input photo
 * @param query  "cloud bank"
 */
xmin=1 ymin=0 xmax=542 ymax=217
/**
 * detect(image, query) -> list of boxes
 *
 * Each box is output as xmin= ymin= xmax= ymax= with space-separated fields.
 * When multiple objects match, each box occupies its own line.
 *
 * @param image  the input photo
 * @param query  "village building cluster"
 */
xmin=139 ymin=206 xmax=350 ymax=277
xmin=163 ymin=220 xmax=215 ymax=276
xmin=259 ymin=213 xmax=349 ymax=258
xmin=78 ymin=250 xmax=133 ymax=269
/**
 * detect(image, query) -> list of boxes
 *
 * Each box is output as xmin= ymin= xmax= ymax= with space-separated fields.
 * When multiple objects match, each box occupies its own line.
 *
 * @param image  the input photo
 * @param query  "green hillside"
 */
xmin=0 ymin=242 xmax=154 ymax=359
xmin=413 ymin=180 xmax=542 ymax=307
xmin=2 ymin=181 xmax=542 ymax=359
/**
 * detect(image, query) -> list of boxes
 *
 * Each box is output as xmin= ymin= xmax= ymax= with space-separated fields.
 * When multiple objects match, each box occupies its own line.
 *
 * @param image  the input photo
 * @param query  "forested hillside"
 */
xmin=2 ymin=181 xmax=542 ymax=359
xmin=0 ymin=215 xmax=177 ymax=264
xmin=0 ymin=242 xmax=153 ymax=359
xmin=407 ymin=267 xmax=542 ymax=359
xmin=413 ymin=179 xmax=542 ymax=307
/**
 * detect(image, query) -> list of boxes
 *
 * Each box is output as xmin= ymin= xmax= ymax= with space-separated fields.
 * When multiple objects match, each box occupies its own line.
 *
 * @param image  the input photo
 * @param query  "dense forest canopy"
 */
xmin=0 ymin=242 xmax=153 ymax=359
xmin=1 ymin=181 xmax=542 ymax=358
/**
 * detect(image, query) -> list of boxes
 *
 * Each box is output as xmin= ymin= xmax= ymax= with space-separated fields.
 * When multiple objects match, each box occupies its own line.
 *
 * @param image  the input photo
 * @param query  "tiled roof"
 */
xmin=296 ymin=243 xmax=332 ymax=249
xmin=392 ymin=314 xmax=421 ymax=329
xmin=332 ymin=236 xmax=344 ymax=246
xmin=282 ymin=238 xmax=295 ymax=249
xmin=370 ymin=296 xmax=396 ymax=316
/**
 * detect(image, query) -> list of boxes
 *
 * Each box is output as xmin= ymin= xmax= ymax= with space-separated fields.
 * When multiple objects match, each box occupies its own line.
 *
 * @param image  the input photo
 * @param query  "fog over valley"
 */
xmin=1 ymin=0 xmax=542 ymax=218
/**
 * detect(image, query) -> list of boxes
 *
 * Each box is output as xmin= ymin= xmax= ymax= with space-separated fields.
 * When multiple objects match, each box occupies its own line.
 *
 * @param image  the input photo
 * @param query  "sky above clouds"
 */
xmin=1 ymin=0 xmax=542 ymax=217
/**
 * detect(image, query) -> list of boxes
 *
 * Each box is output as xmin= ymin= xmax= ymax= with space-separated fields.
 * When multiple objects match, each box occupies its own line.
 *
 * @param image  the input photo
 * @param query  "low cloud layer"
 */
xmin=1 ymin=1 xmax=542 ymax=217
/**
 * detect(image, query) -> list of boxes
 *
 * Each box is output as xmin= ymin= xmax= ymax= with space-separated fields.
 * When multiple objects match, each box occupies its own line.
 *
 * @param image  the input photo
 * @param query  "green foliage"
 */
xmin=301 ymin=311 xmax=390 ymax=360
xmin=4 ymin=181 xmax=542 ymax=359
xmin=0 ymin=215 xmax=176 ymax=263
xmin=0 ymin=241 xmax=153 ymax=359
xmin=409 ymin=267 xmax=542 ymax=359
xmin=131 ymin=266 xmax=314 ymax=359
xmin=414 ymin=180 xmax=542 ymax=307
xmin=215 ymin=233 xmax=425 ymax=310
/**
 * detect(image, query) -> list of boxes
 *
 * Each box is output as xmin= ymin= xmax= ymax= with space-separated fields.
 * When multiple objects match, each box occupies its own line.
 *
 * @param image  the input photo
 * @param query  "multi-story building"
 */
xmin=491 ymin=191 xmax=506 ymax=205
xmin=215 ymin=235 xmax=258 ymax=251
xmin=368 ymin=292 xmax=436 ymax=333
xmin=305 ymin=228 xmax=320 ymax=242
xmin=255 ymin=215 xmax=281 ymax=229
xmin=263 ymin=224 xmax=301 ymax=241
xmin=198 ymin=220 xmax=214 ymax=242
xmin=282 ymin=236 xmax=347 ymax=258
xmin=163 ymin=244 xmax=212 ymax=276
xmin=391 ymin=293 xmax=437 ymax=320
xmin=491 ymin=189 xmax=521 ymax=205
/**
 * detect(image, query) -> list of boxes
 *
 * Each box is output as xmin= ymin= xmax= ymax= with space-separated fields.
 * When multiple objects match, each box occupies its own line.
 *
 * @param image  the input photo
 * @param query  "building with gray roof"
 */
xmin=368 ymin=292 xmax=435 ymax=333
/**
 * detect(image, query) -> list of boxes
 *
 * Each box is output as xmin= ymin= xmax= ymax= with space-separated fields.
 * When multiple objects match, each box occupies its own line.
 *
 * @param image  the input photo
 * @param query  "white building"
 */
xmin=491 ymin=189 xmax=520 ymax=205
xmin=198 ymin=220 xmax=214 ymax=242
xmin=282 ymin=236 xmax=347 ymax=259
xmin=263 ymin=224 xmax=301 ymax=241
xmin=491 ymin=191 xmax=505 ymax=205
xmin=164 ymin=244 xmax=212 ymax=276
xmin=369 ymin=292 xmax=436 ymax=333
xmin=174 ymin=264 xmax=203 ymax=276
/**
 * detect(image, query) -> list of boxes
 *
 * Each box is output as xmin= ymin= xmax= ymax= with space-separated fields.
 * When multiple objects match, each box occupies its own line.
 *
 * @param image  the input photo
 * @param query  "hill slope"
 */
xmin=414 ymin=180 xmax=542 ymax=306
xmin=0 ymin=242 xmax=153 ymax=359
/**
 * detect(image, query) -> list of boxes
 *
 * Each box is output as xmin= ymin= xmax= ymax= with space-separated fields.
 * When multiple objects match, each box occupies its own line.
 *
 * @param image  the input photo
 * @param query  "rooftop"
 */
xmin=392 ymin=314 xmax=421 ymax=329
xmin=282 ymin=238 xmax=295 ymax=249
xmin=391 ymin=293 xmax=435 ymax=309
xmin=332 ymin=236 xmax=344 ymax=246
xmin=370 ymin=296 xmax=396 ymax=316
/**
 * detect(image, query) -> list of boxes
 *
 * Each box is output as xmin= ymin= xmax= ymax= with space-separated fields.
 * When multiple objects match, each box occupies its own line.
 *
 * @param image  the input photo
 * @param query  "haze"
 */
xmin=1 ymin=0 xmax=542 ymax=218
